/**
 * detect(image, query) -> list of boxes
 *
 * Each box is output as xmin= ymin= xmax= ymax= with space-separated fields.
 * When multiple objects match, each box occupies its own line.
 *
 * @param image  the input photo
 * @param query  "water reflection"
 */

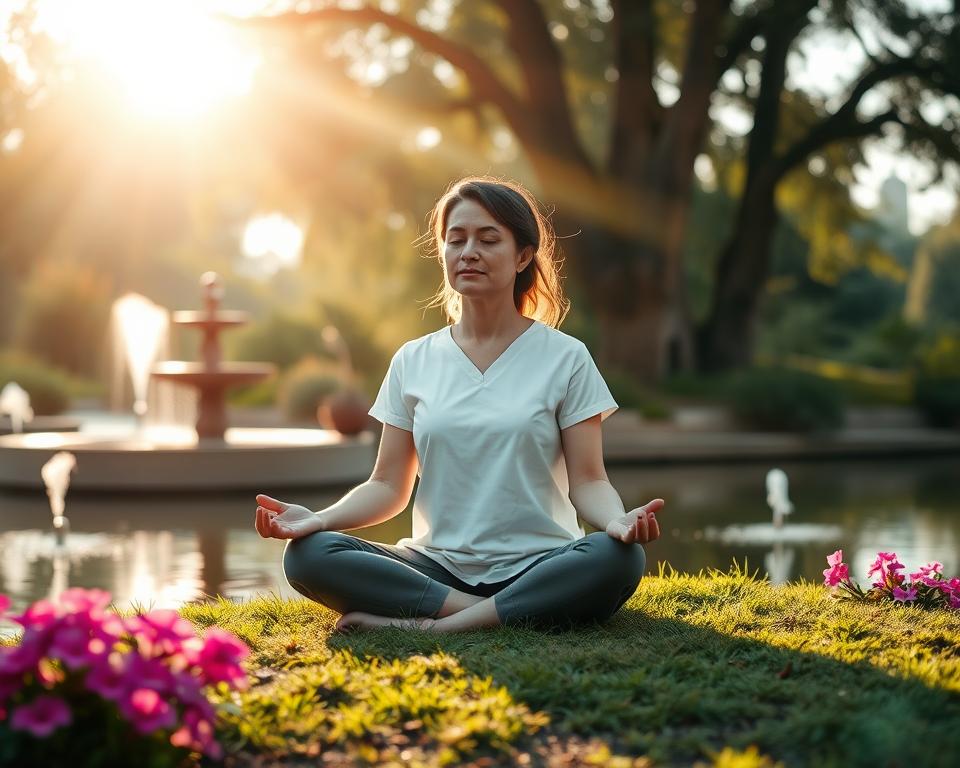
xmin=0 ymin=457 xmax=957 ymax=615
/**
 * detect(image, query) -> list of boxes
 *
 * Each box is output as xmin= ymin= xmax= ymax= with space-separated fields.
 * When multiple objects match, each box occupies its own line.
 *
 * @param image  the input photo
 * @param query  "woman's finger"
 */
xmin=647 ymin=513 xmax=660 ymax=542
xmin=256 ymin=494 xmax=287 ymax=513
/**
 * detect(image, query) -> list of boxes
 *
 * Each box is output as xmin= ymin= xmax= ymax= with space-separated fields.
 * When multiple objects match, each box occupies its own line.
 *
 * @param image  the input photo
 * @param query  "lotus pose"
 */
xmin=254 ymin=177 xmax=663 ymax=633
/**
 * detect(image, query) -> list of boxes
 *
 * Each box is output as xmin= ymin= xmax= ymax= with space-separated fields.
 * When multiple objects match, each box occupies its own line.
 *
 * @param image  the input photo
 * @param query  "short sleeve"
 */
xmin=557 ymin=342 xmax=619 ymax=430
xmin=368 ymin=347 xmax=414 ymax=431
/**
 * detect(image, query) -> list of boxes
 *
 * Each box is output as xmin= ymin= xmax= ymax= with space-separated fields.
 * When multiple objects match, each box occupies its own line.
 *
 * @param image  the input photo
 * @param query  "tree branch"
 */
xmin=222 ymin=6 xmax=531 ymax=144
xmin=489 ymin=0 xmax=593 ymax=168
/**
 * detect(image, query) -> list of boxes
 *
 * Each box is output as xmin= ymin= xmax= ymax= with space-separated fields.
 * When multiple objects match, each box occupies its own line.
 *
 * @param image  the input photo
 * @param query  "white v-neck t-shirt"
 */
xmin=368 ymin=319 xmax=619 ymax=586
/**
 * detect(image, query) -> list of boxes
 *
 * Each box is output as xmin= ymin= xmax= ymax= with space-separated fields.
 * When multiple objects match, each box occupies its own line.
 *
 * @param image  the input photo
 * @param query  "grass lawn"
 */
xmin=185 ymin=567 xmax=960 ymax=768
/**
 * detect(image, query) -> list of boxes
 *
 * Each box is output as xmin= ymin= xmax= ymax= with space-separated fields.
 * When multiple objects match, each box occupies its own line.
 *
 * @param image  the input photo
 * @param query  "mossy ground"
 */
xmin=182 ymin=566 xmax=960 ymax=768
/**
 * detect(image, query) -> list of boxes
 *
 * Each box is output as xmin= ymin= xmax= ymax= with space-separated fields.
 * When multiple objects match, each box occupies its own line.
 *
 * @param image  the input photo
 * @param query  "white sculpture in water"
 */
xmin=765 ymin=468 xmax=794 ymax=529
xmin=41 ymin=451 xmax=77 ymax=546
xmin=0 ymin=382 xmax=34 ymax=433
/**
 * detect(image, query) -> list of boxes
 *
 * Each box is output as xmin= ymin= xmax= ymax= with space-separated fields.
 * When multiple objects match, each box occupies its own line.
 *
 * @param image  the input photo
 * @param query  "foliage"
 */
xmin=181 ymin=568 xmax=960 ymax=767
xmin=278 ymin=356 xmax=345 ymax=423
xmin=227 ymin=311 xmax=331 ymax=372
xmin=823 ymin=549 xmax=960 ymax=610
xmin=913 ymin=331 xmax=960 ymax=427
xmin=727 ymin=367 xmax=845 ymax=432
xmin=12 ymin=261 xmax=113 ymax=380
xmin=0 ymin=589 xmax=249 ymax=767
xmin=0 ymin=351 xmax=72 ymax=415
xmin=604 ymin=369 xmax=671 ymax=421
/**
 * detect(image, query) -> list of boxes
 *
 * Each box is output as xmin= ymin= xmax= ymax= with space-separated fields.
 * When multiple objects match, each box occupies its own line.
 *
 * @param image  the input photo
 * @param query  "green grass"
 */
xmin=181 ymin=567 xmax=960 ymax=767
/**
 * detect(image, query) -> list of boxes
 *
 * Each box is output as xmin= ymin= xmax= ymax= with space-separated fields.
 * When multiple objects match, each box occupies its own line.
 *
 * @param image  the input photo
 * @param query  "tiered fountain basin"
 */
xmin=0 ymin=426 xmax=376 ymax=492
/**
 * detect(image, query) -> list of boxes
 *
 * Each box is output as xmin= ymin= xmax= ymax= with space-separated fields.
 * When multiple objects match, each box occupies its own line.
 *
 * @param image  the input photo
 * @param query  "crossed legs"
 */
xmin=282 ymin=531 xmax=646 ymax=633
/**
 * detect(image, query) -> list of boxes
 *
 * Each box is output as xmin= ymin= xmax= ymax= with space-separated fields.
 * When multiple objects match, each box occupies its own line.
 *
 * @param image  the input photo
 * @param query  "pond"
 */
xmin=0 ymin=456 xmax=957 ymax=618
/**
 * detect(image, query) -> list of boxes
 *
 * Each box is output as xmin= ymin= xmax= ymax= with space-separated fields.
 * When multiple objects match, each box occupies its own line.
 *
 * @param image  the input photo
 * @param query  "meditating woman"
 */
xmin=254 ymin=176 xmax=664 ymax=633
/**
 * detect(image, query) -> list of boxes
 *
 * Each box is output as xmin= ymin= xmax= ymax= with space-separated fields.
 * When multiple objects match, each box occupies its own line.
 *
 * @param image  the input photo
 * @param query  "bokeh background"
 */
xmin=1 ymin=0 xmax=958 ymax=428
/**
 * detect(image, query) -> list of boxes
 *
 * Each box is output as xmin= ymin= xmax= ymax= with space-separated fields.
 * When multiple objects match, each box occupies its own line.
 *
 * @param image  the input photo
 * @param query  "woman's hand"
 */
xmin=606 ymin=498 xmax=664 ymax=544
xmin=254 ymin=494 xmax=323 ymax=540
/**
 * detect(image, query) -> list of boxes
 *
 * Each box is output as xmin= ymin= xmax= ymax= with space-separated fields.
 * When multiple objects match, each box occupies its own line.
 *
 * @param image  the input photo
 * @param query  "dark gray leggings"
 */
xmin=282 ymin=530 xmax=646 ymax=630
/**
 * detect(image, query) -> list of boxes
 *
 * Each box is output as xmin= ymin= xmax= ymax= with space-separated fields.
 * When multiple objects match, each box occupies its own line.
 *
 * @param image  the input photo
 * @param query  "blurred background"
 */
xmin=0 ymin=1 xmax=958 ymax=611
xmin=0 ymin=0 xmax=958 ymax=426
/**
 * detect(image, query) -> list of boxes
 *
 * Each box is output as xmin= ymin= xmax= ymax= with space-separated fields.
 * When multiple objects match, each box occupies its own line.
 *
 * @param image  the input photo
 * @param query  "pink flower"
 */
xmin=823 ymin=563 xmax=849 ymax=587
xmin=9 ymin=695 xmax=72 ymax=737
xmin=119 ymin=688 xmax=176 ymax=734
xmin=892 ymin=586 xmax=918 ymax=603
xmin=84 ymin=653 xmax=131 ymax=702
xmin=194 ymin=628 xmax=249 ymax=688
xmin=170 ymin=707 xmax=222 ymax=759
xmin=11 ymin=599 xmax=59 ymax=631
xmin=0 ymin=594 xmax=10 ymax=616
xmin=59 ymin=588 xmax=111 ymax=616
xmin=48 ymin=617 xmax=101 ymax=670
xmin=0 ymin=630 xmax=50 ymax=677
xmin=909 ymin=562 xmax=943 ymax=581
xmin=127 ymin=610 xmax=197 ymax=657
xmin=826 ymin=550 xmax=844 ymax=567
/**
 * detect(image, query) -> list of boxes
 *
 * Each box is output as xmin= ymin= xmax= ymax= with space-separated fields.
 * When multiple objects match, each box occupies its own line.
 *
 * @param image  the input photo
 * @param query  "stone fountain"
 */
xmin=0 ymin=274 xmax=376 ymax=492
xmin=153 ymin=272 xmax=273 ymax=441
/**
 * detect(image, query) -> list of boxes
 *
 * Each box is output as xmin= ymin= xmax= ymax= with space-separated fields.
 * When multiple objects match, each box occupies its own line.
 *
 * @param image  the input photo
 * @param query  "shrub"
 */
xmin=0 ymin=352 xmax=72 ymax=415
xmin=279 ymin=357 xmax=345 ymax=423
xmin=604 ymin=369 xmax=671 ymax=421
xmin=913 ymin=332 xmax=960 ymax=428
xmin=727 ymin=367 xmax=845 ymax=432
xmin=227 ymin=311 xmax=330 ymax=371
xmin=13 ymin=261 xmax=113 ymax=379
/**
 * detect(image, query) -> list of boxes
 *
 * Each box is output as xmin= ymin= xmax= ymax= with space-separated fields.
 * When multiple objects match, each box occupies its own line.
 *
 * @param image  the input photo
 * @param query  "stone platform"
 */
xmin=0 ymin=427 xmax=376 ymax=492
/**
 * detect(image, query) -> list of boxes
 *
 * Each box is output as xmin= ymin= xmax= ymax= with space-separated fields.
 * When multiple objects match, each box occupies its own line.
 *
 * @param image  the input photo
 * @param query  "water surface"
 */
xmin=0 ymin=457 xmax=957 ymax=617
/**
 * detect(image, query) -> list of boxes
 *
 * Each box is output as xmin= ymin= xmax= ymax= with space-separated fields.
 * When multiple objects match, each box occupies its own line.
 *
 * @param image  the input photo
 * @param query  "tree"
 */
xmin=242 ymin=0 xmax=960 ymax=382
xmin=699 ymin=0 xmax=960 ymax=370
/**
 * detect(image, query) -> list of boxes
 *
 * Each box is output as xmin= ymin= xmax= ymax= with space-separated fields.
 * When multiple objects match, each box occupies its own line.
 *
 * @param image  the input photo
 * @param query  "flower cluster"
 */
xmin=0 ymin=589 xmax=249 ymax=763
xmin=823 ymin=550 xmax=960 ymax=610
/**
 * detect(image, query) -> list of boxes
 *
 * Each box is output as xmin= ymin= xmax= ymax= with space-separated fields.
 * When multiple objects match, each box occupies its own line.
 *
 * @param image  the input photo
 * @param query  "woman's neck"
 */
xmin=455 ymin=306 xmax=533 ymax=344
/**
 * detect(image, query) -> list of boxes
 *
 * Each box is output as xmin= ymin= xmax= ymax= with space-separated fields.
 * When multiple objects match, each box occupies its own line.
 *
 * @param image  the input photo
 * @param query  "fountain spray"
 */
xmin=0 ymin=382 xmax=34 ymax=434
xmin=41 ymin=452 xmax=77 ymax=547
xmin=766 ymin=468 xmax=794 ymax=529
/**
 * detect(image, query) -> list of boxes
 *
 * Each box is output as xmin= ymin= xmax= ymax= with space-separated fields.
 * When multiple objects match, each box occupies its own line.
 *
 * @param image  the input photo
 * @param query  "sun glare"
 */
xmin=34 ymin=0 xmax=260 ymax=121
xmin=241 ymin=213 xmax=305 ymax=278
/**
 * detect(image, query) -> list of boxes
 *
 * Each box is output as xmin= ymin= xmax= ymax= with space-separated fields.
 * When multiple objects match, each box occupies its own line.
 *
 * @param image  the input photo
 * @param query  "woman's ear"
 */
xmin=518 ymin=246 xmax=535 ymax=273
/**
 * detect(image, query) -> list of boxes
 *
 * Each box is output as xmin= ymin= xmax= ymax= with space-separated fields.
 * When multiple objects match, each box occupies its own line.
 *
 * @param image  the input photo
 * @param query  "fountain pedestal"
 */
xmin=151 ymin=273 xmax=273 ymax=441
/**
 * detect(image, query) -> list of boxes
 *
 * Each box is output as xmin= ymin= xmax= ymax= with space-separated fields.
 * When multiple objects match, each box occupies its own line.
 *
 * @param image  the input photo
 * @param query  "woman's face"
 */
xmin=443 ymin=198 xmax=531 ymax=299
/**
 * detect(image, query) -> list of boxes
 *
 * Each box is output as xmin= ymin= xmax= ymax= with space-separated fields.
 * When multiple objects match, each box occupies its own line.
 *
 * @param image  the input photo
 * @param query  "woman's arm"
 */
xmin=562 ymin=415 xmax=663 ymax=542
xmin=315 ymin=423 xmax=419 ymax=532
xmin=255 ymin=423 xmax=418 ymax=539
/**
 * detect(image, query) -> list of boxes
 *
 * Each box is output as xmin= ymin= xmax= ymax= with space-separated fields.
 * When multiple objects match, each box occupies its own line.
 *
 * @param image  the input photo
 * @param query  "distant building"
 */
xmin=877 ymin=174 xmax=910 ymax=234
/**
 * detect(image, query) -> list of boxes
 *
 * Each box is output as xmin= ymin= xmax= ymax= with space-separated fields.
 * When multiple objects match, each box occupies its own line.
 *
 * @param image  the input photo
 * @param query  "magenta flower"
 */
xmin=9 ymin=695 xmax=72 ymax=737
xmin=11 ymin=599 xmax=59 ymax=631
xmin=120 ymin=688 xmax=176 ymax=734
xmin=0 ymin=630 xmax=49 ymax=677
xmin=48 ymin=618 xmax=100 ymax=670
xmin=823 ymin=563 xmax=849 ymax=587
xmin=84 ymin=653 xmax=131 ymax=702
xmin=892 ymin=586 xmax=918 ymax=603
xmin=910 ymin=562 xmax=943 ymax=581
xmin=59 ymin=588 xmax=111 ymax=616
xmin=170 ymin=707 xmax=222 ymax=759
xmin=0 ymin=594 xmax=9 ymax=615
xmin=127 ymin=610 xmax=197 ymax=657
xmin=193 ymin=628 xmax=250 ymax=688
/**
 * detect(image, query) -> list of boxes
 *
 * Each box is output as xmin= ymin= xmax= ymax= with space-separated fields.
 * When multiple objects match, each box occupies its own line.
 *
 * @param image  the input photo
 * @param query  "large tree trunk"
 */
xmin=698 ymin=181 xmax=779 ymax=371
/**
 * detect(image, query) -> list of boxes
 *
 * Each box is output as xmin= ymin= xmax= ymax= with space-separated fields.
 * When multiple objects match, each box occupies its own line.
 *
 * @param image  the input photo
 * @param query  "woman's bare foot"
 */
xmin=335 ymin=611 xmax=438 ymax=633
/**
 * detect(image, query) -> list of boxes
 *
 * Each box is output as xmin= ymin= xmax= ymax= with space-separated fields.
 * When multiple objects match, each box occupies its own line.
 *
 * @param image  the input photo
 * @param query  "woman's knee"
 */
xmin=282 ymin=530 xmax=347 ymax=588
xmin=585 ymin=531 xmax=646 ymax=583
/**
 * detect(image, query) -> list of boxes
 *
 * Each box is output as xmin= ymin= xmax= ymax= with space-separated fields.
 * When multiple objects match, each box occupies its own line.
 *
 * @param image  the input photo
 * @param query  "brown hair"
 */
xmin=419 ymin=176 xmax=570 ymax=328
